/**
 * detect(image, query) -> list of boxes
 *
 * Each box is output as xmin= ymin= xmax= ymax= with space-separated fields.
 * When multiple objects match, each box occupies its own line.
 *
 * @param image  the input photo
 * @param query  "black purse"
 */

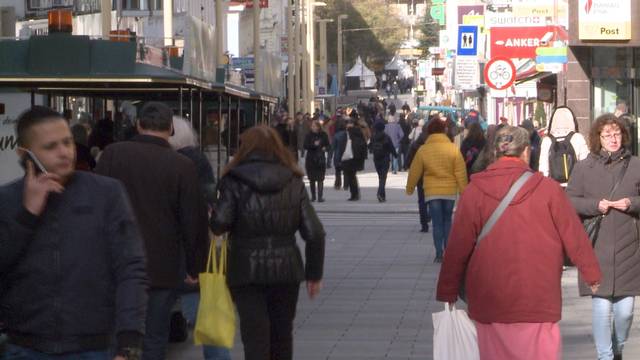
xmin=583 ymin=156 xmax=630 ymax=247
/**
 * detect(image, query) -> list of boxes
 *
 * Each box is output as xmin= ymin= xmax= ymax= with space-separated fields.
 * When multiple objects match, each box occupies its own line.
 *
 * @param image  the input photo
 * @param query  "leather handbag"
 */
xmin=583 ymin=156 xmax=630 ymax=247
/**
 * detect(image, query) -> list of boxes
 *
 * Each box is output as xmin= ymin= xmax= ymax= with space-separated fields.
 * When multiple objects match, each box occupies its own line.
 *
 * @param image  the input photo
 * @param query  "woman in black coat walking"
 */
xmin=304 ymin=120 xmax=330 ymax=202
xmin=210 ymin=125 xmax=325 ymax=360
xmin=369 ymin=121 xmax=397 ymax=202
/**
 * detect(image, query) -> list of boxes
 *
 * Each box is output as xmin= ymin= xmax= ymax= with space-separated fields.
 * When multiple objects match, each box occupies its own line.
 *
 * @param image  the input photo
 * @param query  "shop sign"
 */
xmin=535 ymin=63 xmax=564 ymax=73
xmin=490 ymin=26 xmax=567 ymax=59
xmin=455 ymin=56 xmax=480 ymax=90
xmin=535 ymin=46 xmax=568 ymax=65
xmin=432 ymin=67 xmax=445 ymax=76
xmin=512 ymin=0 xmax=556 ymax=18
xmin=578 ymin=0 xmax=631 ymax=40
xmin=430 ymin=0 xmax=446 ymax=26
xmin=485 ymin=12 xmax=546 ymax=28
xmin=243 ymin=0 xmax=268 ymax=8
xmin=484 ymin=57 xmax=516 ymax=90
xmin=458 ymin=5 xmax=484 ymax=25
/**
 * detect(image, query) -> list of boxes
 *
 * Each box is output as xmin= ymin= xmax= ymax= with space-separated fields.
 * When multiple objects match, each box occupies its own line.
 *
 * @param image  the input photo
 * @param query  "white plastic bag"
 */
xmin=341 ymin=133 xmax=353 ymax=161
xmin=432 ymin=303 xmax=480 ymax=360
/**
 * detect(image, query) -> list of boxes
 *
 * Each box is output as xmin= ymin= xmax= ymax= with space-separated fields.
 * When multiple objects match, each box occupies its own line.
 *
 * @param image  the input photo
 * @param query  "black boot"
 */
xmin=614 ymin=354 xmax=622 ymax=360
xmin=310 ymin=181 xmax=316 ymax=202
xmin=317 ymin=182 xmax=325 ymax=202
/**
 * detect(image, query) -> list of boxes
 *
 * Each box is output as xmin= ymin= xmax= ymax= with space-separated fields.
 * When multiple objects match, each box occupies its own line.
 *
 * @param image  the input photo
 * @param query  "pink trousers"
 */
xmin=475 ymin=322 xmax=561 ymax=360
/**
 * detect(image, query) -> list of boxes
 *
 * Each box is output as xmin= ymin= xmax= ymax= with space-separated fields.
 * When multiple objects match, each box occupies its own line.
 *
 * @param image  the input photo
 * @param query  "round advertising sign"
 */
xmin=484 ymin=57 xmax=516 ymax=90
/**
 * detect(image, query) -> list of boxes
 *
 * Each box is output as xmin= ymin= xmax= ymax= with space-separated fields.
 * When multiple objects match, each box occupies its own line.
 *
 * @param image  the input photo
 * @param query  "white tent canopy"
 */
xmin=385 ymin=56 xmax=412 ymax=79
xmin=346 ymin=56 xmax=377 ymax=88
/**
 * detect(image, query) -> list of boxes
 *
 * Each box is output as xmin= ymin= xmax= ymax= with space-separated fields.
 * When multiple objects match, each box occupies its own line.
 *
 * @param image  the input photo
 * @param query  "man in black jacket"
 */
xmin=0 ymin=106 xmax=147 ymax=359
xmin=96 ymin=102 xmax=208 ymax=360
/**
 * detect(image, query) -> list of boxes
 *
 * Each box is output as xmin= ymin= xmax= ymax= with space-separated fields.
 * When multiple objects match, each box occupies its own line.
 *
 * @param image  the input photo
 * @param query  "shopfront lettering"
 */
xmin=0 ymin=135 xmax=17 ymax=151
xmin=600 ymin=27 xmax=620 ymax=35
xmin=504 ymin=38 xmax=540 ymax=47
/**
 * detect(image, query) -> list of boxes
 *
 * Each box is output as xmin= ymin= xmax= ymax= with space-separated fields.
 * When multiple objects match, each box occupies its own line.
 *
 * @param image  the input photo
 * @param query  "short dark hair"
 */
xmin=138 ymin=102 xmax=173 ymax=131
xmin=588 ymin=113 xmax=630 ymax=154
xmin=16 ymin=106 xmax=65 ymax=146
xmin=426 ymin=118 xmax=447 ymax=135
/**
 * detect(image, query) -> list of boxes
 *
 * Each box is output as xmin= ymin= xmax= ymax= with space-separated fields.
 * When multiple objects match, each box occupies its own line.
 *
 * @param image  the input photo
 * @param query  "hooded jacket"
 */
xmin=539 ymin=107 xmax=590 ymax=183
xmin=567 ymin=149 xmax=640 ymax=297
xmin=436 ymin=158 xmax=601 ymax=324
xmin=210 ymin=153 xmax=325 ymax=286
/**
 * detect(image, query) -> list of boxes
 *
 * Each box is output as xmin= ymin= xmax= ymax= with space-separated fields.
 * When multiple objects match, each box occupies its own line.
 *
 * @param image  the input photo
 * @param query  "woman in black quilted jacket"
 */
xmin=210 ymin=125 xmax=326 ymax=360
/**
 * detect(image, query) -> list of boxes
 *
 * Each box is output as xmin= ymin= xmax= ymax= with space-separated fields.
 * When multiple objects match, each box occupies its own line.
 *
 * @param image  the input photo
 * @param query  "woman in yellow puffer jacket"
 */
xmin=406 ymin=117 xmax=468 ymax=262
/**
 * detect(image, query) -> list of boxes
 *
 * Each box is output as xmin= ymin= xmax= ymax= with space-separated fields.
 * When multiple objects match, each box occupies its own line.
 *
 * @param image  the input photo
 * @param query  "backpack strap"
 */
xmin=476 ymin=171 xmax=533 ymax=247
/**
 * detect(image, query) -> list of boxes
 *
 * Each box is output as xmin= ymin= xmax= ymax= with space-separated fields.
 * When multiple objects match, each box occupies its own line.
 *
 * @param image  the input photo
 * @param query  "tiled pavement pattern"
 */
xmin=169 ymin=162 xmax=640 ymax=359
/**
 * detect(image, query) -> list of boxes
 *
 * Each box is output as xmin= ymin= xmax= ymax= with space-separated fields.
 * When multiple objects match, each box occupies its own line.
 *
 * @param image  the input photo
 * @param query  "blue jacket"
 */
xmin=332 ymin=129 xmax=347 ymax=167
xmin=0 ymin=172 xmax=148 ymax=354
xmin=385 ymin=122 xmax=404 ymax=148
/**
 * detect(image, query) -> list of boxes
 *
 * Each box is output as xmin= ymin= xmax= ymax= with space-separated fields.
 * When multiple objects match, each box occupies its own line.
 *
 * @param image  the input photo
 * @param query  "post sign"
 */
xmin=457 ymin=25 xmax=478 ymax=56
xmin=490 ymin=26 xmax=568 ymax=59
xmin=484 ymin=57 xmax=516 ymax=90
xmin=578 ymin=0 xmax=631 ymax=40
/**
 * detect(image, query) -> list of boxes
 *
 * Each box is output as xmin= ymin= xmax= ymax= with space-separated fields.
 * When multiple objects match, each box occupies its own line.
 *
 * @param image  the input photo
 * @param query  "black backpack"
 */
xmin=370 ymin=138 xmax=386 ymax=159
xmin=548 ymin=132 xmax=577 ymax=183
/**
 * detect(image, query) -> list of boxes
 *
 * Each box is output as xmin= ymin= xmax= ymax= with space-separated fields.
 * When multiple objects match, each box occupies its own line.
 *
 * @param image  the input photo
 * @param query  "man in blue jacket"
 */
xmin=0 ymin=106 xmax=148 ymax=359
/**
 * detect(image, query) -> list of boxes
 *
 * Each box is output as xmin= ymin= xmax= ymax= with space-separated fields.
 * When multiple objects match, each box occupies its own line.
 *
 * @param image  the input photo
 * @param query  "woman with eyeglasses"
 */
xmin=566 ymin=113 xmax=640 ymax=360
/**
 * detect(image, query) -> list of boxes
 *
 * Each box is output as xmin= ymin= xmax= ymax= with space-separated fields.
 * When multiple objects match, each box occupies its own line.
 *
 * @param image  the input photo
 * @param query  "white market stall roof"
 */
xmin=384 ymin=56 xmax=413 ymax=79
xmin=345 ymin=56 xmax=377 ymax=88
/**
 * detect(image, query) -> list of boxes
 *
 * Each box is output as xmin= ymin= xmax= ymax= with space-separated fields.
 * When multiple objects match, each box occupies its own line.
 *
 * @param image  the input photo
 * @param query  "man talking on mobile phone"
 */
xmin=0 ymin=106 xmax=148 ymax=360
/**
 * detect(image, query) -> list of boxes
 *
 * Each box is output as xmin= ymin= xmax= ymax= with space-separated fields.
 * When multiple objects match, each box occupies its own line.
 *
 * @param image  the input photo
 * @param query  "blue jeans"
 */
xmin=416 ymin=186 xmax=431 ymax=229
xmin=592 ymin=296 xmax=635 ymax=360
xmin=143 ymin=289 xmax=178 ymax=360
xmin=391 ymin=149 xmax=401 ymax=172
xmin=181 ymin=293 xmax=232 ymax=360
xmin=428 ymin=199 xmax=455 ymax=258
xmin=374 ymin=159 xmax=389 ymax=199
xmin=1 ymin=345 xmax=108 ymax=359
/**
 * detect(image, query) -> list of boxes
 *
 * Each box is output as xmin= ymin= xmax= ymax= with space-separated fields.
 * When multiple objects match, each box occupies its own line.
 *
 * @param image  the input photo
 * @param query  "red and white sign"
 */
xmin=484 ymin=57 xmax=516 ymax=90
xmin=490 ymin=26 xmax=568 ymax=59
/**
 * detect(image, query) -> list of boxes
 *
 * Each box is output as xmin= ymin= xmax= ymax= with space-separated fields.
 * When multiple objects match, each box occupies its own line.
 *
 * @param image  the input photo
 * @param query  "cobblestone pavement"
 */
xmin=168 ymin=161 xmax=640 ymax=359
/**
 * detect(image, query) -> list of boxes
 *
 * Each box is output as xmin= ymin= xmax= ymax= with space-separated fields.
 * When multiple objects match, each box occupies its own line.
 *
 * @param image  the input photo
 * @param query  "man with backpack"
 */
xmin=539 ymin=107 xmax=590 ymax=186
xmin=336 ymin=118 xmax=368 ymax=201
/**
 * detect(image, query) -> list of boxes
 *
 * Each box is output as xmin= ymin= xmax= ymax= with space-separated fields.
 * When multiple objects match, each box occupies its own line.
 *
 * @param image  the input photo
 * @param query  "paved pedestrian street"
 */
xmin=169 ymin=164 xmax=640 ymax=359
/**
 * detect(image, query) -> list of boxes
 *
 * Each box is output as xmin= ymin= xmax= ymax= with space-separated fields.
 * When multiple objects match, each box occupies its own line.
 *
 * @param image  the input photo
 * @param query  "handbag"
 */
xmin=194 ymin=235 xmax=236 ymax=348
xmin=341 ymin=133 xmax=353 ymax=161
xmin=583 ymin=156 xmax=630 ymax=247
xmin=459 ymin=171 xmax=533 ymax=302
xmin=432 ymin=303 xmax=480 ymax=360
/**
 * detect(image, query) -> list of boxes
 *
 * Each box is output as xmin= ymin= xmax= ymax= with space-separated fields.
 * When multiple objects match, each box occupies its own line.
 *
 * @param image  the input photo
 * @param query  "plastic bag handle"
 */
xmin=205 ymin=234 xmax=228 ymax=275
xmin=444 ymin=303 xmax=456 ymax=311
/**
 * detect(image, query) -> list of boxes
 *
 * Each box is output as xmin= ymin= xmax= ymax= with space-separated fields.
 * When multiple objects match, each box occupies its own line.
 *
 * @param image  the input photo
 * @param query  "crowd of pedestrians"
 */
xmin=3 ymin=96 xmax=640 ymax=360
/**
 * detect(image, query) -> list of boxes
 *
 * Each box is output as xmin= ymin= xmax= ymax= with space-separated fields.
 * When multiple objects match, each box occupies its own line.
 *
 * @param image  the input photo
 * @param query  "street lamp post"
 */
xmin=253 ymin=0 xmax=261 ymax=92
xmin=337 ymin=14 xmax=348 ymax=97
xmin=316 ymin=18 xmax=333 ymax=96
xmin=287 ymin=0 xmax=296 ymax=117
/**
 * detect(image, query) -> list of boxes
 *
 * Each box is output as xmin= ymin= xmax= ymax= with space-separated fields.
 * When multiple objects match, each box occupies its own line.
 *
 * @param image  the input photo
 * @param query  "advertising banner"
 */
xmin=490 ymin=26 xmax=567 ymax=59
xmin=578 ymin=0 xmax=631 ymax=40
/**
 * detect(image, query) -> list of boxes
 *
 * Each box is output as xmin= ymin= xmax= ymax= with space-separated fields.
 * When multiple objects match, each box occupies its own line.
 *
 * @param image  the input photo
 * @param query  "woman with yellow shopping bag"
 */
xmin=209 ymin=125 xmax=326 ymax=360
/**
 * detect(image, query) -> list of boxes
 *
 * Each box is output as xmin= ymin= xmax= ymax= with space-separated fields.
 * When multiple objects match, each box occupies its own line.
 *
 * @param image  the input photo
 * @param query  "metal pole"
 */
xmin=227 ymin=96 xmax=231 ymax=163
xmin=337 ymin=15 xmax=347 ymax=97
xmin=215 ymin=0 xmax=226 ymax=68
xmin=307 ymin=0 xmax=315 ymax=114
xmin=100 ymin=0 xmax=111 ymax=39
xmin=179 ymin=87 xmax=183 ymax=117
xmin=217 ymin=94 xmax=222 ymax=180
xmin=198 ymin=90 xmax=203 ymax=151
xmin=236 ymin=97 xmax=241 ymax=151
xmin=287 ymin=0 xmax=295 ymax=116
xmin=189 ymin=88 xmax=194 ymax=127
xmin=317 ymin=19 xmax=332 ymax=96
xmin=253 ymin=0 xmax=261 ymax=92
xmin=301 ymin=0 xmax=308 ymax=114
xmin=295 ymin=0 xmax=302 ymax=112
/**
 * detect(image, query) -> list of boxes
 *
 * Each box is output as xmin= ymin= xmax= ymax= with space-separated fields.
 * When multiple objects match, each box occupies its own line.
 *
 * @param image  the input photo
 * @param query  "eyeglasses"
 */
xmin=600 ymin=133 xmax=622 ymax=141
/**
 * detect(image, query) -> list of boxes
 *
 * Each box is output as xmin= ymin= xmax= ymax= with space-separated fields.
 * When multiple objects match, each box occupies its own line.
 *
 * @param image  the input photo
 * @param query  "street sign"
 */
xmin=457 ymin=25 xmax=478 ymax=56
xmin=490 ymin=26 xmax=568 ymax=59
xmin=455 ymin=56 xmax=480 ymax=90
xmin=484 ymin=57 xmax=516 ymax=90
xmin=243 ymin=0 xmax=268 ymax=8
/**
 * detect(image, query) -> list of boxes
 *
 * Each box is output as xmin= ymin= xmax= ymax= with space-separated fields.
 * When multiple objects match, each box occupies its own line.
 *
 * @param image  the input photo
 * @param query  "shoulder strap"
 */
xmin=566 ymin=131 xmax=575 ymax=142
xmin=476 ymin=171 xmax=533 ymax=246
xmin=548 ymin=134 xmax=557 ymax=144
xmin=608 ymin=156 xmax=631 ymax=199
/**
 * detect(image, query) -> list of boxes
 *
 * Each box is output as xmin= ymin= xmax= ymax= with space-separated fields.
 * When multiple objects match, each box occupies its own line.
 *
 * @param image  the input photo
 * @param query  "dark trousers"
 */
xmin=343 ymin=167 xmax=359 ymax=198
xmin=416 ymin=186 xmax=431 ymax=229
xmin=374 ymin=159 xmax=389 ymax=199
xmin=143 ymin=289 xmax=178 ymax=360
xmin=230 ymin=284 xmax=300 ymax=360
xmin=334 ymin=165 xmax=346 ymax=189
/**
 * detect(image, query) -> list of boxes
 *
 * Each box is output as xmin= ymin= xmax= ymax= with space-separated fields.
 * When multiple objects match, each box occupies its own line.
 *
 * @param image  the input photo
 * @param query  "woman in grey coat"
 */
xmin=567 ymin=113 xmax=640 ymax=360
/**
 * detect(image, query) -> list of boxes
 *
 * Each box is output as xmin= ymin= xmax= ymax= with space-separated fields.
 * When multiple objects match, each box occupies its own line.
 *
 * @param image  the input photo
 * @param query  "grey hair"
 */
xmin=494 ymin=126 xmax=530 ymax=158
xmin=169 ymin=116 xmax=198 ymax=150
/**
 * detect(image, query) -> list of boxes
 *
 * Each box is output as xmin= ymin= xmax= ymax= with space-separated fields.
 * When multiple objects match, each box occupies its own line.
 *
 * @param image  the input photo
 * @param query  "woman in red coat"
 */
xmin=436 ymin=126 xmax=602 ymax=360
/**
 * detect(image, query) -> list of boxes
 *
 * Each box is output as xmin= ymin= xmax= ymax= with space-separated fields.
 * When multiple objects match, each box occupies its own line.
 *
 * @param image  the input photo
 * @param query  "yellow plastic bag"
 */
xmin=194 ymin=235 xmax=236 ymax=348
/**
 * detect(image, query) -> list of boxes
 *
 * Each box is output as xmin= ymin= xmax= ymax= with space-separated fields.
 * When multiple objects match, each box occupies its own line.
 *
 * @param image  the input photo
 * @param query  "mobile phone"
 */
xmin=19 ymin=148 xmax=48 ymax=175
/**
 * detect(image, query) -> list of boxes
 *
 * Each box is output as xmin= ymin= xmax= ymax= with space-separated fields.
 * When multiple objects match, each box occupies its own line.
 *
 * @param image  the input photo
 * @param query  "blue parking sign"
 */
xmin=457 ymin=25 xmax=478 ymax=56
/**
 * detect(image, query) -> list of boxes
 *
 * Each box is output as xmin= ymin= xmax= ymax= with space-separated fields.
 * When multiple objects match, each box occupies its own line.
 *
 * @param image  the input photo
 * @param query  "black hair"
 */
xmin=16 ymin=106 xmax=65 ymax=146
xmin=138 ymin=101 xmax=173 ymax=131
